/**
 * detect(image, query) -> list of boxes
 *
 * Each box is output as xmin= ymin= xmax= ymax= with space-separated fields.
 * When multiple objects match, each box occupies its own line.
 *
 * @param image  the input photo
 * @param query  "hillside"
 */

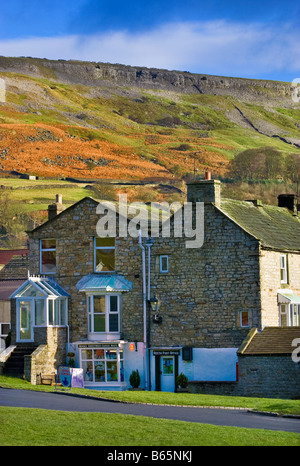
xmin=0 ymin=56 xmax=300 ymax=181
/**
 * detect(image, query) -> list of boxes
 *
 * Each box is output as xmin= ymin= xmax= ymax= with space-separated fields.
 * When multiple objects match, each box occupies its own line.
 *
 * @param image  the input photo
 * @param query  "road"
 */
xmin=1 ymin=388 xmax=300 ymax=434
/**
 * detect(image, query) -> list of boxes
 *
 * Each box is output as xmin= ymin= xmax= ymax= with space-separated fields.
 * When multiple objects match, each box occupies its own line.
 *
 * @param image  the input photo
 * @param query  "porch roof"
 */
xmin=278 ymin=291 xmax=300 ymax=304
xmin=76 ymin=274 xmax=133 ymax=293
xmin=10 ymin=276 xmax=69 ymax=298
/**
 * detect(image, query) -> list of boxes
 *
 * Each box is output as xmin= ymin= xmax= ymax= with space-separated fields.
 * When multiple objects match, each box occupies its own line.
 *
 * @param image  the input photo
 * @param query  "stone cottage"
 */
xmin=4 ymin=178 xmax=300 ymax=393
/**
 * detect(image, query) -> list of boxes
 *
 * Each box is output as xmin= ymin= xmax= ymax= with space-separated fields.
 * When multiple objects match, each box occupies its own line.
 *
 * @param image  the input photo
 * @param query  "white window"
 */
xmin=81 ymin=347 xmax=124 ymax=384
xmin=279 ymin=303 xmax=300 ymax=327
xmin=48 ymin=298 xmax=67 ymax=326
xmin=40 ymin=239 xmax=56 ymax=274
xmin=290 ymin=304 xmax=300 ymax=326
xmin=159 ymin=255 xmax=169 ymax=273
xmin=279 ymin=304 xmax=288 ymax=327
xmin=280 ymin=254 xmax=288 ymax=284
xmin=88 ymin=295 xmax=120 ymax=334
xmin=94 ymin=238 xmax=115 ymax=272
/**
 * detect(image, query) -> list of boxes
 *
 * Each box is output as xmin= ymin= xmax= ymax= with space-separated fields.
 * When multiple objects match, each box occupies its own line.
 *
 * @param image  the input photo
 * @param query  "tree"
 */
xmin=285 ymin=153 xmax=300 ymax=182
xmin=228 ymin=147 xmax=284 ymax=181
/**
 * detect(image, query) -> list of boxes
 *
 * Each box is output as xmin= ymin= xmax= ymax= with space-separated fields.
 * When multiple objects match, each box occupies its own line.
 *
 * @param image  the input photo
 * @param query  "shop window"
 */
xmin=81 ymin=347 xmax=124 ymax=384
xmin=94 ymin=238 xmax=115 ymax=272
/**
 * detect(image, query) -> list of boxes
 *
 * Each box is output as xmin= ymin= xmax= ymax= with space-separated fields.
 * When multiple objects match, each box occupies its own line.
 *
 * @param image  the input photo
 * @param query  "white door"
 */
xmin=17 ymin=300 xmax=33 ymax=342
xmin=160 ymin=356 xmax=175 ymax=392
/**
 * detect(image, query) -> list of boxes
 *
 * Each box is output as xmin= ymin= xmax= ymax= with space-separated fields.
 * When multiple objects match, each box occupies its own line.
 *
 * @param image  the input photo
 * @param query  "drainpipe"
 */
xmin=139 ymin=230 xmax=148 ymax=390
xmin=146 ymin=237 xmax=154 ymax=391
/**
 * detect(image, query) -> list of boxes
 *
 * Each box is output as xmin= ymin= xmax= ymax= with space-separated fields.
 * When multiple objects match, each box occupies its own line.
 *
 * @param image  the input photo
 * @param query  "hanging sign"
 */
xmin=129 ymin=342 xmax=135 ymax=352
xmin=56 ymin=366 xmax=73 ymax=391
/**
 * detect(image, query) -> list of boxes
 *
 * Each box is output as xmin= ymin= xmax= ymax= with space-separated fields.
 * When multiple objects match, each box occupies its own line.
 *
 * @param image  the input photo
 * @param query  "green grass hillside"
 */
xmin=0 ymin=57 xmax=299 ymax=246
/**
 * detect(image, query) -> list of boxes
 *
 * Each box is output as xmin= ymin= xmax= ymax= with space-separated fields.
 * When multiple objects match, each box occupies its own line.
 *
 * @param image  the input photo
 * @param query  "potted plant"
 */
xmin=176 ymin=373 xmax=189 ymax=392
xmin=67 ymin=352 xmax=75 ymax=368
xmin=129 ymin=369 xmax=141 ymax=390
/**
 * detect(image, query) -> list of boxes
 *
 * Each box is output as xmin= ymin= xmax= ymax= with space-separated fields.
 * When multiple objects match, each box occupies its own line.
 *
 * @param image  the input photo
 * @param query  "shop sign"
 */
xmin=78 ymin=343 xmax=119 ymax=349
xmin=129 ymin=342 xmax=135 ymax=352
xmin=153 ymin=350 xmax=180 ymax=356
xmin=56 ymin=366 xmax=72 ymax=391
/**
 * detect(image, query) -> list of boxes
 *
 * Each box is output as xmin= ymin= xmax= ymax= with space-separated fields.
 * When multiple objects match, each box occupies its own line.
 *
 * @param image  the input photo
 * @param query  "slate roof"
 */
xmin=219 ymin=199 xmax=300 ymax=252
xmin=0 ymin=279 xmax=26 ymax=300
xmin=238 ymin=327 xmax=300 ymax=355
xmin=0 ymin=249 xmax=29 ymax=265
xmin=0 ymin=255 xmax=29 ymax=280
xmin=30 ymin=194 xmax=300 ymax=252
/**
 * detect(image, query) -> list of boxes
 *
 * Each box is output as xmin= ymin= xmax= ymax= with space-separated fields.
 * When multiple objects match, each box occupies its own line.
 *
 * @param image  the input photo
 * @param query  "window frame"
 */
xmin=280 ymin=254 xmax=288 ymax=284
xmin=240 ymin=311 xmax=249 ymax=328
xmin=279 ymin=303 xmax=300 ymax=327
xmin=159 ymin=255 xmax=169 ymax=274
xmin=40 ymin=239 xmax=57 ymax=275
xmin=94 ymin=237 xmax=115 ymax=273
xmin=80 ymin=346 xmax=124 ymax=384
xmin=87 ymin=294 xmax=120 ymax=335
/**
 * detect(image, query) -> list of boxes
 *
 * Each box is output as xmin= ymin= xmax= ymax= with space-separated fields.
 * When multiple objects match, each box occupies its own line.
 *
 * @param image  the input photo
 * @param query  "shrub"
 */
xmin=176 ymin=372 xmax=188 ymax=389
xmin=129 ymin=369 xmax=141 ymax=388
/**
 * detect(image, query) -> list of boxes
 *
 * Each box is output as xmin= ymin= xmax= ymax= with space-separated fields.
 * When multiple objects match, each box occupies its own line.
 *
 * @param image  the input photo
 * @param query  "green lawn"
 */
xmin=0 ymin=376 xmax=299 ymax=446
xmin=0 ymin=406 xmax=299 ymax=446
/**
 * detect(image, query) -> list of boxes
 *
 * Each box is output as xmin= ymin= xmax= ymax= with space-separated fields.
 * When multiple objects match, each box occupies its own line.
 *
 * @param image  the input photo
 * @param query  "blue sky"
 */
xmin=0 ymin=0 xmax=299 ymax=82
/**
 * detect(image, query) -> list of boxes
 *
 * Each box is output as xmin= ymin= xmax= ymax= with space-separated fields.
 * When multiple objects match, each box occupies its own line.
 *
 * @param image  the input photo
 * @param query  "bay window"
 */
xmin=279 ymin=303 xmax=300 ymax=327
xmin=88 ymin=294 xmax=120 ymax=335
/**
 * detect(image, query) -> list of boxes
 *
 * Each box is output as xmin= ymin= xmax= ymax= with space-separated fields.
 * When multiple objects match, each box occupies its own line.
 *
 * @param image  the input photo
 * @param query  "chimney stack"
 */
xmin=48 ymin=194 xmax=65 ymax=221
xmin=187 ymin=175 xmax=221 ymax=207
xmin=278 ymin=194 xmax=298 ymax=216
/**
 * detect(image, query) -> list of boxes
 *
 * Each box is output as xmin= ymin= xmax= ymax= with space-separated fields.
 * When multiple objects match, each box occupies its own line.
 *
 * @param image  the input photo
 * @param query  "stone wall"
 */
xmin=28 ymin=195 xmax=262 ymax=350
xmin=147 ymin=203 xmax=261 ymax=348
xmin=29 ymin=197 xmax=145 ymax=343
xmin=260 ymin=250 xmax=300 ymax=327
xmin=237 ymin=354 xmax=300 ymax=399
xmin=24 ymin=327 xmax=67 ymax=384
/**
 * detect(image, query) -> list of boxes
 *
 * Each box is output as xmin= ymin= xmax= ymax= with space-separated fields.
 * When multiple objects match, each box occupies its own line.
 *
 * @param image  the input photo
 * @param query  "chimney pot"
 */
xmin=48 ymin=194 xmax=65 ymax=221
xmin=205 ymin=170 xmax=212 ymax=180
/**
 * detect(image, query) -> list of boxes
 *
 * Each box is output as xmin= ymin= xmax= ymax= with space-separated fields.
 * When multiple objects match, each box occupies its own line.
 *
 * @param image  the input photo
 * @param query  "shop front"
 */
xmin=150 ymin=348 xmax=181 ymax=392
xmin=78 ymin=341 xmax=126 ymax=390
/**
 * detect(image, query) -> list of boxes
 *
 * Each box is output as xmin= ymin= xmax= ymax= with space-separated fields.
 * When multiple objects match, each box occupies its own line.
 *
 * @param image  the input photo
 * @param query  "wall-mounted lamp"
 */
xmin=149 ymin=296 xmax=162 ymax=324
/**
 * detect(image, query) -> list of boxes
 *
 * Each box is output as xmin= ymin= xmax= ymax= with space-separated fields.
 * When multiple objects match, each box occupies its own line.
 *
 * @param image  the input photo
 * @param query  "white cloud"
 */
xmin=0 ymin=20 xmax=299 ymax=80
